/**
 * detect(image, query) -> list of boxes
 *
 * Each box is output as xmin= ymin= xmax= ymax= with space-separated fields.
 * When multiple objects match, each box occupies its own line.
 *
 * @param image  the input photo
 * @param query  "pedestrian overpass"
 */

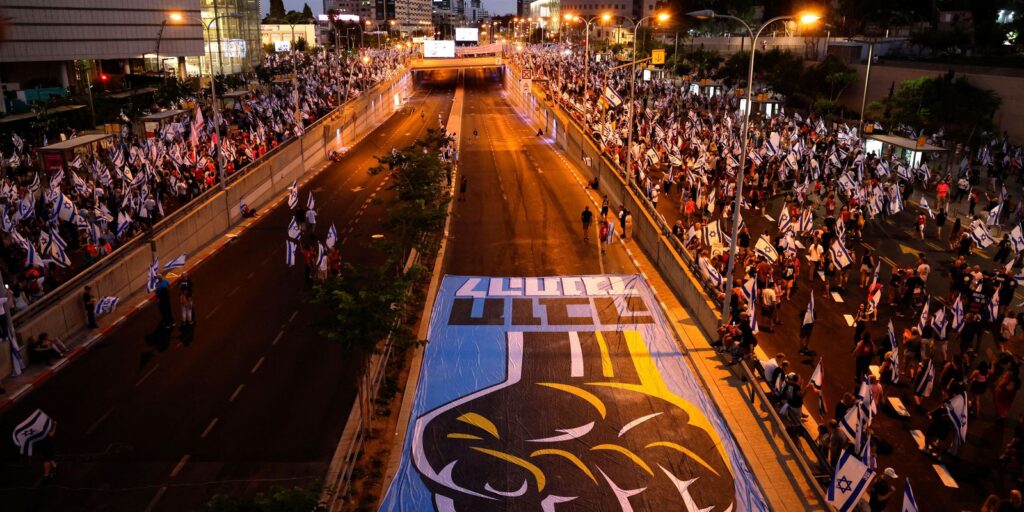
xmin=408 ymin=55 xmax=504 ymax=71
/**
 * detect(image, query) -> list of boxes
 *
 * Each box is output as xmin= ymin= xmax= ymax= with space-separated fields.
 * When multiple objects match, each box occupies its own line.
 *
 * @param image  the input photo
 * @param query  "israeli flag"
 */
xmin=839 ymin=404 xmax=865 ymax=450
xmin=858 ymin=376 xmax=877 ymax=424
xmin=8 ymin=335 xmax=25 ymax=377
xmin=47 ymin=240 xmax=71 ymax=268
xmin=163 ymin=254 xmax=186 ymax=271
xmin=829 ymin=240 xmax=853 ymax=269
xmin=12 ymin=409 xmax=53 ymax=456
xmin=917 ymin=300 xmax=930 ymax=335
xmin=903 ymin=479 xmax=919 ymax=512
xmin=988 ymin=202 xmax=1003 ymax=226
xmin=946 ymin=392 xmax=969 ymax=451
xmin=741 ymin=278 xmax=757 ymax=304
xmin=810 ymin=359 xmax=827 ymax=417
xmin=799 ymin=209 xmax=813 ymax=234
xmin=146 ymin=257 xmax=160 ymax=292
xmin=25 ymin=243 xmax=46 ymax=268
xmin=603 ymin=86 xmax=623 ymax=108
xmin=951 ymin=295 xmax=965 ymax=332
xmin=755 ymin=235 xmax=779 ymax=263
xmin=985 ymin=293 xmax=1000 ymax=322
xmin=116 ymin=211 xmax=131 ymax=239
xmin=765 ymin=132 xmax=780 ymax=156
xmin=888 ymin=185 xmax=904 ymax=214
xmin=858 ymin=431 xmax=876 ymax=470
xmin=316 ymin=242 xmax=327 ymax=271
xmin=931 ymin=306 xmax=948 ymax=339
xmin=1010 ymin=224 xmax=1024 ymax=253
xmin=95 ymin=296 xmax=120 ymax=316
xmin=683 ymin=225 xmax=697 ymax=246
xmin=919 ymin=197 xmax=934 ymax=219
xmin=699 ymin=257 xmax=723 ymax=289
xmin=888 ymin=320 xmax=900 ymax=384
xmin=778 ymin=205 xmax=792 ymax=233
xmin=287 ymin=180 xmax=298 ymax=209
xmin=286 ymin=240 xmax=297 ymax=267
xmin=915 ymin=359 xmax=935 ymax=398
xmin=803 ymin=295 xmax=815 ymax=326
xmin=326 ymin=223 xmax=338 ymax=249
xmin=702 ymin=220 xmax=724 ymax=246
xmin=307 ymin=192 xmax=315 ymax=211
xmin=971 ymin=220 xmax=996 ymax=248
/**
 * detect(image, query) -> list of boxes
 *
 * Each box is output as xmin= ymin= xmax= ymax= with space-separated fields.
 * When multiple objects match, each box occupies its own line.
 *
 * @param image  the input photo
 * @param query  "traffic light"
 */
xmin=99 ymin=73 xmax=109 ymax=82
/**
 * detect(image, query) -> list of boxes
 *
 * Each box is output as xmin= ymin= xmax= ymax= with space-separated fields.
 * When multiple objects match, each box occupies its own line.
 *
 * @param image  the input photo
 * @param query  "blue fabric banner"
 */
xmin=380 ymin=275 xmax=768 ymax=511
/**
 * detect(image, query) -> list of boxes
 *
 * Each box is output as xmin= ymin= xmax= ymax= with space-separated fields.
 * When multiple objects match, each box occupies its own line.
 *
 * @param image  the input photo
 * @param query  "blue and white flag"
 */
xmin=163 ymin=254 xmax=186 ymax=271
xmin=306 ymin=192 xmax=315 ymax=211
xmin=839 ymin=402 xmax=864 ymax=449
xmin=288 ymin=217 xmax=301 ymax=240
xmin=985 ymin=293 xmax=1000 ymax=322
xmin=917 ymin=300 xmax=930 ymax=335
xmin=326 ymin=223 xmax=338 ymax=249
xmin=809 ymin=359 xmax=827 ymax=417
xmin=116 ymin=211 xmax=132 ymax=239
xmin=919 ymin=197 xmax=934 ymax=219
xmin=702 ymin=220 xmax=725 ymax=247
xmin=741 ymin=278 xmax=757 ymax=303
xmin=951 ymin=295 xmax=965 ymax=332
xmin=946 ymin=392 xmax=969 ymax=452
xmin=931 ymin=306 xmax=948 ymax=340
xmin=1010 ymin=224 xmax=1024 ymax=253
xmin=829 ymin=240 xmax=853 ymax=269
xmin=888 ymin=320 xmax=900 ymax=384
xmin=858 ymin=431 xmax=876 ymax=469
xmin=798 ymin=209 xmax=813 ymax=234
xmin=858 ymin=376 xmax=877 ymax=424
xmin=699 ymin=257 xmax=723 ymax=289
xmin=95 ymin=296 xmax=119 ymax=316
xmin=287 ymin=180 xmax=298 ymax=209
xmin=146 ymin=257 xmax=160 ymax=292
xmin=316 ymin=242 xmax=327 ymax=271
xmin=778 ymin=205 xmax=792 ymax=233
xmin=286 ymin=240 xmax=297 ymax=267
xmin=8 ymin=336 xmax=25 ymax=377
xmin=915 ymin=359 xmax=935 ymax=398
xmin=755 ymin=235 xmax=779 ymax=263
xmin=827 ymin=451 xmax=875 ymax=512
xmin=803 ymin=295 xmax=816 ymax=326
xmin=902 ymin=479 xmax=919 ymax=512
xmin=970 ymin=220 xmax=996 ymax=248
xmin=764 ymin=132 xmax=780 ymax=156
xmin=988 ymin=202 xmax=1003 ymax=227
xmin=12 ymin=409 xmax=53 ymax=456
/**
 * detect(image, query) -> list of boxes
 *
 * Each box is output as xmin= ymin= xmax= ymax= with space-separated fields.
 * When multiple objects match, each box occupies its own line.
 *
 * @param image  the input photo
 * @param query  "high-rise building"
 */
xmin=324 ymin=0 xmax=374 ymax=20
xmin=198 ymin=0 xmax=262 ymax=76
xmin=377 ymin=0 xmax=432 ymax=36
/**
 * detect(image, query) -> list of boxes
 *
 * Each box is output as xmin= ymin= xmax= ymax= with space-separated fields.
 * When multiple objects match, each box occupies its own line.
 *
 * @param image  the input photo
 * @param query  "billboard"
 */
xmin=455 ymin=27 xmax=479 ymax=41
xmin=423 ymin=40 xmax=456 ymax=58
xmin=274 ymin=40 xmax=291 ymax=52
xmin=379 ymin=275 xmax=769 ymax=512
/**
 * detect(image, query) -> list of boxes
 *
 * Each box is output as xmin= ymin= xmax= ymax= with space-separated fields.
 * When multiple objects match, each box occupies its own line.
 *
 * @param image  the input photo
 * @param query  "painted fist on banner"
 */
xmin=412 ymin=330 xmax=736 ymax=511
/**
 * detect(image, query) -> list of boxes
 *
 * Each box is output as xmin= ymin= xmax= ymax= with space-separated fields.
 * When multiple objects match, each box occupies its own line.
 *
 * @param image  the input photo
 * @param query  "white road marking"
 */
xmin=288 ymin=310 xmax=299 ymax=322
xmin=568 ymin=331 xmax=584 ymax=378
xmin=227 ymin=285 xmax=241 ymax=297
xmin=843 ymin=314 xmax=855 ymax=326
xmin=134 ymin=364 xmax=160 ymax=387
xmin=251 ymin=356 xmax=265 ymax=374
xmin=200 ymin=418 xmax=219 ymax=439
xmin=143 ymin=486 xmax=168 ymax=512
xmin=229 ymin=384 xmax=244 ymax=402
xmin=205 ymin=304 xmax=221 ymax=319
xmin=272 ymin=330 xmax=286 ymax=345
xmin=169 ymin=454 xmax=190 ymax=478
xmin=933 ymin=464 xmax=959 ymax=488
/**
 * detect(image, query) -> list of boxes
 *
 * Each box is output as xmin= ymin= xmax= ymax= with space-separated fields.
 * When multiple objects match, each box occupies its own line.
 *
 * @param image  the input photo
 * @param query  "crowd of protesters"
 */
xmin=511 ymin=43 xmax=1024 ymax=507
xmin=0 ymin=49 xmax=409 ymax=313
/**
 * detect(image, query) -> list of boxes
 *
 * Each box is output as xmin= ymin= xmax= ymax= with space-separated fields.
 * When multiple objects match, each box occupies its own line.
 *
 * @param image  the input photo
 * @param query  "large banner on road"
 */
xmin=380 ymin=275 xmax=767 ymax=511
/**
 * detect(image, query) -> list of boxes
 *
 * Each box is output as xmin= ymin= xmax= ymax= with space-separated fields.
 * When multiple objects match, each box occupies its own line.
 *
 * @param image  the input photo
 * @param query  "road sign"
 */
xmin=522 ymin=67 xmax=533 ymax=79
xmin=651 ymin=49 xmax=666 ymax=65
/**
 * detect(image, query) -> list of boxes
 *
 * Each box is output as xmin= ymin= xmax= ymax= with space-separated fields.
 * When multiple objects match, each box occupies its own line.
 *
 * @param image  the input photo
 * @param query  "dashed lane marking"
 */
xmin=272 ymin=330 xmax=285 ymax=346
xmin=229 ymin=384 xmax=244 ymax=402
xmin=251 ymin=356 xmax=265 ymax=374
xmin=227 ymin=285 xmax=240 ymax=297
xmin=169 ymin=454 xmax=190 ymax=478
xmin=144 ymin=486 xmax=168 ymax=512
xmin=205 ymin=304 xmax=221 ymax=319
xmin=85 ymin=407 xmax=115 ymax=436
xmin=134 ymin=364 xmax=160 ymax=387
xmin=200 ymin=418 xmax=219 ymax=439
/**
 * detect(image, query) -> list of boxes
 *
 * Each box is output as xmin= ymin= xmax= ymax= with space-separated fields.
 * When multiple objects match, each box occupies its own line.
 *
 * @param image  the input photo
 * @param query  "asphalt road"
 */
xmin=0 ymin=74 xmax=456 ymax=512
xmin=652 ymin=174 xmax=1023 ymax=510
xmin=446 ymin=69 xmax=633 ymax=277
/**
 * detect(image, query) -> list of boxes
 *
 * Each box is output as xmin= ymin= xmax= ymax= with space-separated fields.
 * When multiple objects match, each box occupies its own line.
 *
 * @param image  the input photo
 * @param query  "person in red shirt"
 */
xmin=935 ymin=179 xmax=950 ymax=210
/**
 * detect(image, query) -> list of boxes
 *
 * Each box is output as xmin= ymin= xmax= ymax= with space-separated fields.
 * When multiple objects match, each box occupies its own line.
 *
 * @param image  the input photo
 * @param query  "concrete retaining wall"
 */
xmin=502 ymin=66 xmax=724 ymax=338
xmin=2 ymin=71 xmax=414 ymax=375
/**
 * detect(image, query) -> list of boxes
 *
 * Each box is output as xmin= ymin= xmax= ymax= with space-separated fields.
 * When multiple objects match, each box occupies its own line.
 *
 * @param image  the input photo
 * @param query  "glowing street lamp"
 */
xmin=685 ymin=8 xmax=821 ymax=325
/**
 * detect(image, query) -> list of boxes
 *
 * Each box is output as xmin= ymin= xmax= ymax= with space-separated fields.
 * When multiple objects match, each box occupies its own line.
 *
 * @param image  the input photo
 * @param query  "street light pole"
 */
xmin=623 ymin=14 xmax=669 ymax=190
xmin=687 ymin=9 xmax=820 ymax=325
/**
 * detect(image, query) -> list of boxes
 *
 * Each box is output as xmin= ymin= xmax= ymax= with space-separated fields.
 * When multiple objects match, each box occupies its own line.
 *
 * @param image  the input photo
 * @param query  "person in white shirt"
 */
xmin=1000 ymin=311 xmax=1019 ymax=352
xmin=916 ymin=255 xmax=931 ymax=283
xmin=806 ymin=241 xmax=823 ymax=281
xmin=305 ymin=208 xmax=317 ymax=233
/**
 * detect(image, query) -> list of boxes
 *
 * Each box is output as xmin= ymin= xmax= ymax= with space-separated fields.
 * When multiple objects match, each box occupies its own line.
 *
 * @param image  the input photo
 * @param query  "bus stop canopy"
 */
xmin=38 ymin=133 xmax=112 ymax=151
xmin=866 ymin=133 xmax=948 ymax=168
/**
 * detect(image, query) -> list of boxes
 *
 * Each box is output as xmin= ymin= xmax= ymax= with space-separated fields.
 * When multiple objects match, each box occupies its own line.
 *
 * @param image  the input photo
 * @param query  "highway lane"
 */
xmin=447 ymin=69 xmax=633 ymax=277
xmin=0 ymin=74 xmax=456 ymax=512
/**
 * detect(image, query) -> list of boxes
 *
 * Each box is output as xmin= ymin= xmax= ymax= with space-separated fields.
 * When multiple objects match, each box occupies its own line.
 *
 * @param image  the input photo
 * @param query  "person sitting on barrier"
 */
xmin=29 ymin=333 xmax=67 ymax=366
xmin=240 ymin=202 xmax=258 ymax=219
xmin=778 ymin=372 xmax=808 ymax=426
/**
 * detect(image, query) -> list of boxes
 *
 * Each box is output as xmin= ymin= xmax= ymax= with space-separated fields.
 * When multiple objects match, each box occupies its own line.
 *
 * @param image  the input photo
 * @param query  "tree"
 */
xmin=302 ymin=3 xmax=314 ymax=20
xmin=268 ymin=0 xmax=286 ymax=21
xmin=805 ymin=55 xmax=857 ymax=101
xmin=207 ymin=486 xmax=325 ymax=512
xmin=884 ymin=71 xmax=1001 ymax=143
xmin=294 ymin=37 xmax=308 ymax=52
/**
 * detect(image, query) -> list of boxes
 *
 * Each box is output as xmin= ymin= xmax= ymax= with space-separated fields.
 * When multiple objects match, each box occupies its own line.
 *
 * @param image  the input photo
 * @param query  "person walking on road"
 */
xmin=83 ymin=286 xmax=98 ymax=329
xmin=624 ymin=210 xmax=634 ymax=241
xmin=155 ymin=275 xmax=173 ymax=329
xmin=459 ymin=176 xmax=467 ymax=201
xmin=581 ymin=206 xmax=593 ymax=241
xmin=178 ymin=272 xmax=194 ymax=326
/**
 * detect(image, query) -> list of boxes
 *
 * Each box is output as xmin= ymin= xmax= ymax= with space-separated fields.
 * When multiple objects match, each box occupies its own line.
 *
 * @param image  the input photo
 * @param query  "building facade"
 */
xmin=197 ymin=0 xmax=262 ymax=76
xmin=260 ymin=24 xmax=318 ymax=50
xmin=324 ymin=0 xmax=374 ymax=20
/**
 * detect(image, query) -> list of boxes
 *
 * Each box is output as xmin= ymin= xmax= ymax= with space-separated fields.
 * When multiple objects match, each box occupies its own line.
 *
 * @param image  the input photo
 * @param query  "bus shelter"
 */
xmin=865 ymin=133 xmax=949 ymax=169
xmin=135 ymin=109 xmax=188 ymax=138
xmin=37 ymin=133 xmax=113 ymax=174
